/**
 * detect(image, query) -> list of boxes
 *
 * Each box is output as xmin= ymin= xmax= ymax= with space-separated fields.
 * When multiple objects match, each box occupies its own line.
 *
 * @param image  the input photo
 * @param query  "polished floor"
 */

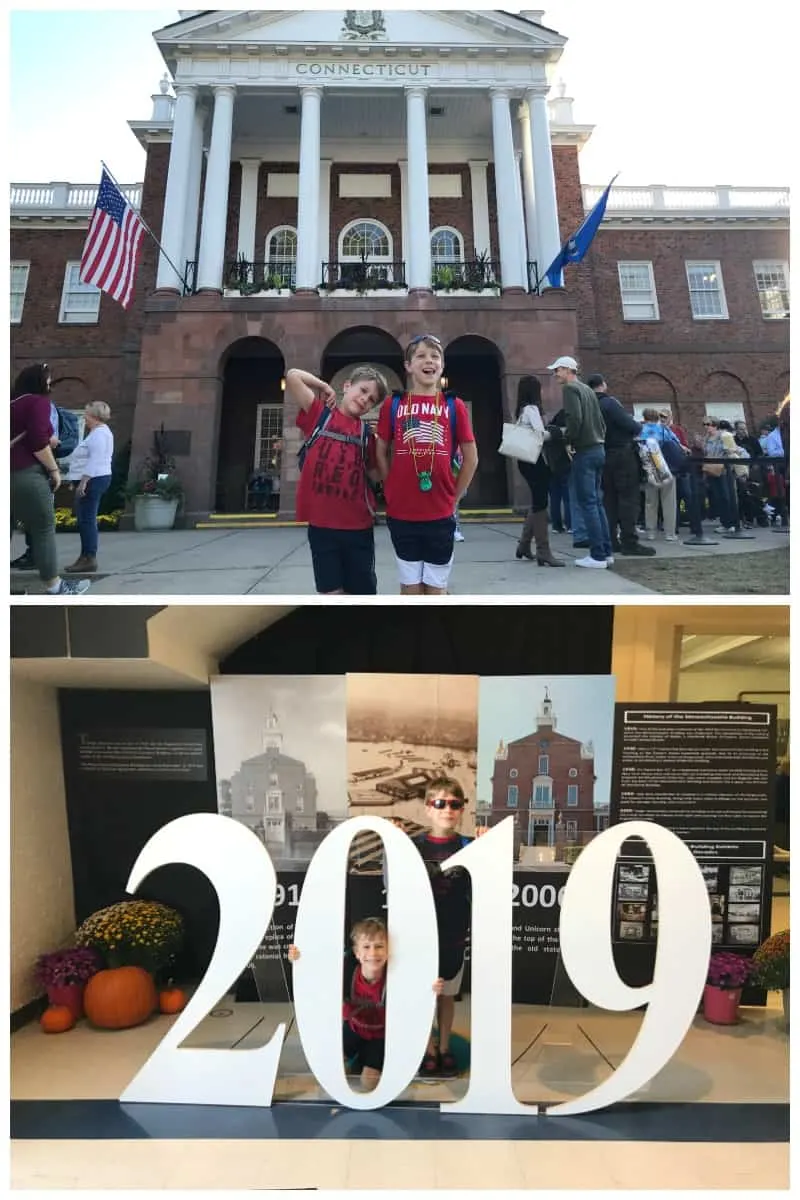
xmin=11 ymin=890 xmax=790 ymax=1189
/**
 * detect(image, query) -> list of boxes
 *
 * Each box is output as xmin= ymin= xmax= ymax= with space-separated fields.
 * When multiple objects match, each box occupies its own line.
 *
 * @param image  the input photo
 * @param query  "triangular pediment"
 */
xmin=154 ymin=9 xmax=566 ymax=56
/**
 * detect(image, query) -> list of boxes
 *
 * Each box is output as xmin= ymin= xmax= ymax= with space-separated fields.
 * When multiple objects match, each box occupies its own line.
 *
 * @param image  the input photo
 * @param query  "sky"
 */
xmin=477 ymin=675 xmax=616 ymax=810
xmin=7 ymin=2 xmax=792 ymax=188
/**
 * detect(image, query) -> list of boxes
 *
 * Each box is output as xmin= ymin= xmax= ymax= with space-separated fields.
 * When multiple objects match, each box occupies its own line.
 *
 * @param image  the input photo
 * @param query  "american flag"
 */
xmin=79 ymin=169 xmax=146 ymax=310
xmin=402 ymin=420 xmax=447 ymax=448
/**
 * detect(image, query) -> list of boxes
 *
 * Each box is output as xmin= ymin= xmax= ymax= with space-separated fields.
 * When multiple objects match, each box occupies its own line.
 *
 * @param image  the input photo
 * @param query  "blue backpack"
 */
xmin=651 ymin=424 xmax=687 ymax=475
xmin=389 ymin=389 xmax=461 ymax=473
xmin=297 ymin=405 xmax=371 ymax=472
xmin=54 ymin=407 xmax=80 ymax=459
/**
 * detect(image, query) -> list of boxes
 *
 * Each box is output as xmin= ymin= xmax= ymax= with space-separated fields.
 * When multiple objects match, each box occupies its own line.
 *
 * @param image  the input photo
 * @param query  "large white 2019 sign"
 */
xmin=120 ymin=814 xmax=711 ymax=1115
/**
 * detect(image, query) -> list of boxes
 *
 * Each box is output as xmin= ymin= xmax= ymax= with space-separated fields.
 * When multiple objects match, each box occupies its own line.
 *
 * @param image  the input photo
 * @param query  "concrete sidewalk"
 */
xmin=10 ymin=520 xmax=787 ymax=597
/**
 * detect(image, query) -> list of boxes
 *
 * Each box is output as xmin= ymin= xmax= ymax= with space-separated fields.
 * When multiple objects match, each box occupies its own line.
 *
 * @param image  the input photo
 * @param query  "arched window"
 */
xmin=431 ymin=227 xmax=464 ymax=266
xmin=339 ymin=219 xmax=393 ymax=261
xmin=265 ymin=226 xmax=297 ymax=288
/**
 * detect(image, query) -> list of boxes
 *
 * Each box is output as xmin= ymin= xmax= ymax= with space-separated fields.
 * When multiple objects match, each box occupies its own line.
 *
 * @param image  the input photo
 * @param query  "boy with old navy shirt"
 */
xmin=376 ymin=335 xmax=477 ymax=595
xmin=287 ymin=365 xmax=388 ymax=595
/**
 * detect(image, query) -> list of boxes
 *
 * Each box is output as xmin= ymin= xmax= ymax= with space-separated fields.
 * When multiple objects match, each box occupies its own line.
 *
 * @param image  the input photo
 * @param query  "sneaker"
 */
xmin=419 ymin=1049 xmax=441 ymax=1078
xmin=606 ymin=556 xmax=615 ymax=565
xmin=645 ymin=531 xmax=656 ymax=541
xmin=10 ymin=552 xmax=36 ymax=570
xmin=52 ymin=578 xmax=91 ymax=596
xmin=664 ymin=534 xmax=678 ymax=542
xmin=620 ymin=543 xmax=656 ymax=557
xmin=575 ymin=555 xmax=608 ymax=569
xmin=439 ymin=1051 xmax=458 ymax=1078
xmin=454 ymin=530 xmax=465 ymax=542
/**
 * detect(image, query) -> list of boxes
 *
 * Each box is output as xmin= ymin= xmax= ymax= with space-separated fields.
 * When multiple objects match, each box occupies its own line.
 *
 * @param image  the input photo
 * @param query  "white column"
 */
xmin=196 ymin=84 xmax=236 ymax=292
xmin=405 ymin=86 xmax=431 ymax=290
xmin=156 ymin=83 xmax=197 ymax=291
xmin=468 ymin=159 xmax=491 ymax=258
xmin=181 ymin=100 xmax=206 ymax=279
xmin=236 ymin=158 xmax=261 ymax=263
xmin=398 ymin=159 xmax=409 ymax=283
xmin=518 ymin=102 xmax=540 ymax=279
xmin=490 ymin=88 xmax=527 ymax=291
xmin=514 ymin=151 xmax=529 ymax=287
xmin=318 ymin=159 xmax=332 ymax=286
xmin=295 ymin=85 xmax=323 ymax=291
xmin=527 ymin=88 xmax=562 ymax=290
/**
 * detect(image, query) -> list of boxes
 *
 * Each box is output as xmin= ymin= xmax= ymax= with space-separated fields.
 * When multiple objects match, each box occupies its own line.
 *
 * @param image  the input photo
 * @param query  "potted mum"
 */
xmin=752 ymin=929 xmax=790 ymax=1031
xmin=703 ymin=951 xmax=753 ymax=1025
xmin=33 ymin=946 xmax=102 ymax=1019
xmin=75 ymin=899 xmax=185 ymax=1030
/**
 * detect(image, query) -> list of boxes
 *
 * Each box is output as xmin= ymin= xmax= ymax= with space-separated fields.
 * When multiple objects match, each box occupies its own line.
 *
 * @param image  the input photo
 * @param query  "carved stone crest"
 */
xmin=341 ymin=10 xmax=387 ymax=40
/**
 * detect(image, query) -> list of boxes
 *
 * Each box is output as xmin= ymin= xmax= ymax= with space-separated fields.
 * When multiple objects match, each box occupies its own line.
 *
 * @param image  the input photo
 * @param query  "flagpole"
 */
xmin=101 ymin=160 xmax=188 ymax=290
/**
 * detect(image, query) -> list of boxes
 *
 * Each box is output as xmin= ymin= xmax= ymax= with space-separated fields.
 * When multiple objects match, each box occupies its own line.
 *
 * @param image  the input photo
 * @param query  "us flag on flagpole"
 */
xmin=79 ymin=168 xmax=146 ymax=309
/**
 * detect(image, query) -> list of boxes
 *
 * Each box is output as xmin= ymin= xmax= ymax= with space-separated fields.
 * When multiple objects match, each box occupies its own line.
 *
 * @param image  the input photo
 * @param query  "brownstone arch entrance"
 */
xmin=320 ymin=326 xmax=405 ymax=397
xmin=216 ymin=336 xmax=285 ymax=513
xmin=444 ymin=335 xmax=507 ymax=508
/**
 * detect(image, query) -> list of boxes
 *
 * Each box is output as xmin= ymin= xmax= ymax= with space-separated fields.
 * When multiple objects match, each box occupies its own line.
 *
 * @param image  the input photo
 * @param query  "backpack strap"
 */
xmin=444 ymin=389 xmax=460 ymax=469
xmin=297 ymin=404 xmax=333 ymax=468
xmin=389 ymin=390 xmax=403 ymax=441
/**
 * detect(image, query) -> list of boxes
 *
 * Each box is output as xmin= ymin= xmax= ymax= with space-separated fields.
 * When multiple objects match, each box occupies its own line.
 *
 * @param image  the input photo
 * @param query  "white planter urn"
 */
xmin=133 ymin=495 xmax=179 ymax=531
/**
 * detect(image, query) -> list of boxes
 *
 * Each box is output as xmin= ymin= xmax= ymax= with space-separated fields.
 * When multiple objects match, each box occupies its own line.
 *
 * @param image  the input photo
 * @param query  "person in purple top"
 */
xmin=10 ymin=363 xmax=90 ymax=595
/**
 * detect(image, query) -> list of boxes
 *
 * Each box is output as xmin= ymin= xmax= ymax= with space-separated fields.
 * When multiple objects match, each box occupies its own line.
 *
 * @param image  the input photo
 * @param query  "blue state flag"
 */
xmin=544 ymin=174 xmax=619 ymax=288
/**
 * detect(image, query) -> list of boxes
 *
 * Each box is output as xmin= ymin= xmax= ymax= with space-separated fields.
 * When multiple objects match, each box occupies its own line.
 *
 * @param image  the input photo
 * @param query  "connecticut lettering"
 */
xmin=295 ymin=63 xmax=433 ymax=77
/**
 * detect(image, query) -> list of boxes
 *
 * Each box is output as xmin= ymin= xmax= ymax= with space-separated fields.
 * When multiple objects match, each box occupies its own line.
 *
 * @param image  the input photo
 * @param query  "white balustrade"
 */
xmin=583 ymin=183 xmax=789 ymax=211
xmin=10 ymin=182 xmax=143 ymax=212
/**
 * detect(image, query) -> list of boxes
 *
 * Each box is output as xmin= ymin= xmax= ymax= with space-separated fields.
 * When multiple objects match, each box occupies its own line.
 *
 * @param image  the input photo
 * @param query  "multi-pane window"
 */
xmin=566 ymin=820 xmax=578 ymax=840
xmin=753 ymin=261 xmax=790 ymax=319
xmin=59 ymin=261 xmax=101 ymax=324
xmin=567 ymin=785 xmax=579 ymax=806
xmin=686 ymin=261 xmax=728 ymax=319
xmin=538 ymin=755 xmax=549 ymax=775
xmin=617 ymin=261 xmax=659 ymax=320
xmin=507 ymin=785 xmax=519 ymax=808
xmin=431 ymin=227 xmax=464 ymax=264
xmin=533 ymin=784 xmax=552 ymax=808
xmin=265 ymin=227 xmax=297 ymax=288
xmin=340 ymin=220 xmax=391 ymax=258
xmin=11 ymin=262 xmax=30 ymax=323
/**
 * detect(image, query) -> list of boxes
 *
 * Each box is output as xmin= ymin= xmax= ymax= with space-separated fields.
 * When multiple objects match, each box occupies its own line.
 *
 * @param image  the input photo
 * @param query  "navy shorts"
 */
xmin=307 ymin=525 xmax=377 ymax=595
xmin=386 ymin=516 xmax=456 ymax=566
xmin=343 ymin=1022 xmax=385 ymax=1071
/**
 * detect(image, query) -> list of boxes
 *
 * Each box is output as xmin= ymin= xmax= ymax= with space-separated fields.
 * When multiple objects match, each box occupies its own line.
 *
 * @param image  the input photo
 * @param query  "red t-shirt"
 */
xmin=343 ymin=965 xmax=386 ymax=1040
xmin=296 ymin=398 xmax=376 ymax=530
xmin=11 ymin=392 xmax=53 ymax=471
xmin=376 ymin=392 xmax=474 ymax=522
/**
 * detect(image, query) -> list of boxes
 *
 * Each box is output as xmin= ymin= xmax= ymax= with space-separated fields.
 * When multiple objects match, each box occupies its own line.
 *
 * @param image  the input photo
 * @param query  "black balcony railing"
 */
xmin=431 ymin=257 xmax=501 ymax=292
xmin=321 ymin=260 xmax=407 ymax=291
xmin=527 ymin=260 xmax=542 ymax=294
xmin=183 ymin=261 xmax=197 ymax=295
xmin=224 ymin=260 xmax=296 ymax=294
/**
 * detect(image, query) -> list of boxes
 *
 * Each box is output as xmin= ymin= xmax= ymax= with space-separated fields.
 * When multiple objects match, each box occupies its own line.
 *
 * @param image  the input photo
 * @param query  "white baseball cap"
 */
xmin=547 ymin=355 xmax=579 ymax=371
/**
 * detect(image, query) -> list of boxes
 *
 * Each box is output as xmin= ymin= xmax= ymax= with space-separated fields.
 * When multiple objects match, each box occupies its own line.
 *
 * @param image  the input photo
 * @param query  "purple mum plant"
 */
xmin=707 ymin=951 xmax=753 ymax=990
xmin=33 ymin=946 xmax=102 ymax=988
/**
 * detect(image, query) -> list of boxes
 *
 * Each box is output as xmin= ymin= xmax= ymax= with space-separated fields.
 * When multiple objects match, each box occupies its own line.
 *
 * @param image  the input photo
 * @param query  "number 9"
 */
xmin=548 ymin=820 xmax=711 ymax=1116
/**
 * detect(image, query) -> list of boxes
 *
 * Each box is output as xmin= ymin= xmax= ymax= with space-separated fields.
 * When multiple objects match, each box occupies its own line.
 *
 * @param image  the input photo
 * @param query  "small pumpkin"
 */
xmin=84 ymin=966 xmax=157 ymax=1030
xmin=40 ymin=1005 xmax=75 ymax=1034
xmin=159 ymin=986 xmax=187 ymax=1015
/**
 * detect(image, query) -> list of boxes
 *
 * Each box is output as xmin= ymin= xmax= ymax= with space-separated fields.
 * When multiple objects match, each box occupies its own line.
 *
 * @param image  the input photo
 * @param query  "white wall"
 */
xmin=10 ymin=678 xmax=75 ymax=1011
xmin=678 ymin=665 xmax=789 ymax=706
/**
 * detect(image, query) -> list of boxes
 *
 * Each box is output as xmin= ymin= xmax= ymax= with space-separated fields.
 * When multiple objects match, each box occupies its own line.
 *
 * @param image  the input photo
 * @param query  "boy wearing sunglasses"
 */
xmin=376 ymin=335 xmax=477 ymax=595
xmin=410 ymin=776 xmax=473 ymax=1077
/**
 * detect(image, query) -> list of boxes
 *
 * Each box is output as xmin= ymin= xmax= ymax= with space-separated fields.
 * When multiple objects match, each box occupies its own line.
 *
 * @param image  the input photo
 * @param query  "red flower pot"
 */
xmin=703 ymin=984 xmax=742 ymax=1025
xmin=46 ymin=983 xmax=85 ymax=1020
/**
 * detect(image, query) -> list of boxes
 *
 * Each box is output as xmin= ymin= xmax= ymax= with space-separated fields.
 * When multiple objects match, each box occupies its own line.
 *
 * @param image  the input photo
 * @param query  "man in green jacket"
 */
xmin=547 ymin=355 xmax=613 ymax=568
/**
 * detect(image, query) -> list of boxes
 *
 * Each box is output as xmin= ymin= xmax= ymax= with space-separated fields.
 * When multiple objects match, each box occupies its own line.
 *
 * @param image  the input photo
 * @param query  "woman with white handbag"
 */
xmin=501 ymin=376 xmax=564 ymax=566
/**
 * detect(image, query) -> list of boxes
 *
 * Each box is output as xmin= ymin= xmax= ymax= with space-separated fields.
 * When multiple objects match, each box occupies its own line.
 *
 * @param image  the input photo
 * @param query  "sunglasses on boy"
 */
xmin=408 ymin=334 xmax=443 ymax=348
xmin=426 ymin=796 xmax=465 ymax=811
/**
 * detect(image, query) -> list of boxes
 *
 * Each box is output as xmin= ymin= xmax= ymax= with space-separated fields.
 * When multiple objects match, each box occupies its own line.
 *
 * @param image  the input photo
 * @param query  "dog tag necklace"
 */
xmin=405 ymin=393 xmax=440 ymax=492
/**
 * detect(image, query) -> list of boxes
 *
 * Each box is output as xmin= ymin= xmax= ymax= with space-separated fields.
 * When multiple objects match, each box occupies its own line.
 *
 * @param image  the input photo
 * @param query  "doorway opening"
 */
xmin=216 ymin=337 xmax=285 ymax=513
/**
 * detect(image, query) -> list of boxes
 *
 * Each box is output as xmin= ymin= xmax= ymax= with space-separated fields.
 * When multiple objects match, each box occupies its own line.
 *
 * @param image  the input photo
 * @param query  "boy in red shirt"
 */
xmin=290 ymin=917 xmax=443 ymax=1091
xmin=376 ymin=335 xmax=477 ymax=595
xmin=287 ymin=365 xmax=388 ymax=595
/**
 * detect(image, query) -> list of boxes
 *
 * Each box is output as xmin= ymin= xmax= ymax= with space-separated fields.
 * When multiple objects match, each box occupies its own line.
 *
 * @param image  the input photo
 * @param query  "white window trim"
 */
xmin=567 ymin=785 xmax=579 ymax=806
xmin=430 ymin=226 xmax=465 ymax=263
xmin=752 ymin=259 xmax=790 ymax=320
xmin=685 ymin=260 xmax=729 ymax=321
xmin=264 ymin=225 xmax=297 ymax=287
xmin=58 ymin=261 xmax=101 ymax=325
xmin=338 ymin=218 xmax=394 ymax=262
xmin=11 ymin=261 xmax=30 ymax=324
xmin=617 ymin=260 xmax=659 ymax=321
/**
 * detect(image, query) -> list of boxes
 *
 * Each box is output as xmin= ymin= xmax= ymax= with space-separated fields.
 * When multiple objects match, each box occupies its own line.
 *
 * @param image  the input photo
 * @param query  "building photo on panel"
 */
xmin=9 ymin=8 xmax=789 ymax=597
xmin=8 ymin=604 xmax=790 ymax=1188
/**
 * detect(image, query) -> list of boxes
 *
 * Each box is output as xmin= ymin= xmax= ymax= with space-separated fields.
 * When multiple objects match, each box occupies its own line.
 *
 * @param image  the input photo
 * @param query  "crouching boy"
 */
xmin=289 ymin=916 xmax=443 ymax=1091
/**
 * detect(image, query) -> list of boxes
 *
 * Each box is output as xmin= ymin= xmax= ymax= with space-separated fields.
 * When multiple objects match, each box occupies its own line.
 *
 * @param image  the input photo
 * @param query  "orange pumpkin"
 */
xmin=159 ymin=986 xmax=187 ymax=1015
xmin=40 ymin=1005 xmax=75 ymax=1033
xmin=84 ymin=966 xmax=157 ymax=1030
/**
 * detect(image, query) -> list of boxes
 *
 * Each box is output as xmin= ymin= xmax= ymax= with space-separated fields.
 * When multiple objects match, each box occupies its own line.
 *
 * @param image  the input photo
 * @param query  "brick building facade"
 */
xmin=10 ymin=9 xmax=789 ymax=523
xmin=489 ymin=689 xmax=607 ymax=850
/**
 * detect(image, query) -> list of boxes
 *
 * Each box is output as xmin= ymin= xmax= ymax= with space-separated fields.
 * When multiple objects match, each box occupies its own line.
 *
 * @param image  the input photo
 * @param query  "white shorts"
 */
xmin=395 ymin=554 xmax=454 ymax=590
xmin=439 ymin=960 xmax=465 ymax=997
